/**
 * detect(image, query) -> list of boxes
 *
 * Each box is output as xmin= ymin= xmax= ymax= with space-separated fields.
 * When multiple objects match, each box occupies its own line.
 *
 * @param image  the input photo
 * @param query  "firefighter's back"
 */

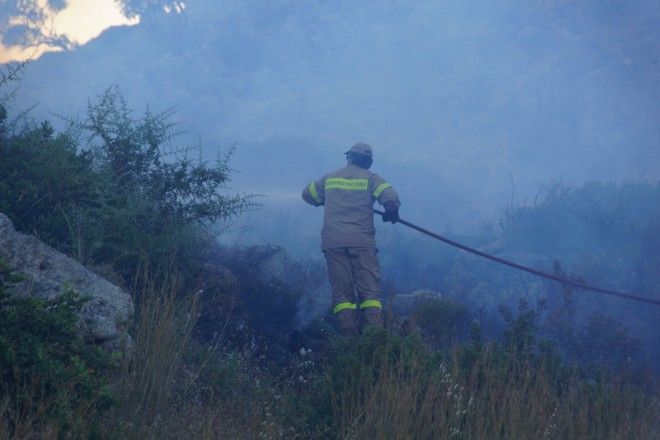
xmin=321 ymin=164 xmax=377 ymax=250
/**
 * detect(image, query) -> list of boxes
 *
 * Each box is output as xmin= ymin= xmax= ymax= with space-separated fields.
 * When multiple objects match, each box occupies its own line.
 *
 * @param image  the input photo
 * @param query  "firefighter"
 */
xmin=302 ymin=143 xmax=400 ymax=335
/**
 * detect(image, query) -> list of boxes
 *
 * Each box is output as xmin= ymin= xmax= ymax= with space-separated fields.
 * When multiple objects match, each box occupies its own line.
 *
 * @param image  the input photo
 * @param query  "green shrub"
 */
xmin=0 ymin=86 xmax=253 ymax=284
xmin=82 ymin=87 xmax=253 ymax=277
xmin=0 ymin=120 xmax=99 ymax=260
xmin=500 ymin=297 xmax=543 ymax=355
xmin=0 ymin=260 xmax=113 ymax=438
xmin=294 ymin=328 xmax=441 ymax=437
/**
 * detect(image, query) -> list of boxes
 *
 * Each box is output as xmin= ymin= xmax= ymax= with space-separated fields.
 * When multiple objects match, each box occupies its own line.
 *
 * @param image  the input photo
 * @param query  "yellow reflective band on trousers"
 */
xmin=360 ymin=299 xmax=382 ymax=309
xmin=325 ymin=178 xmax=368 ymax=191
xmin=372 ymin=182 xmax=391 ymax=198
xmin=308 ymin=182 xmax=322 ymax=203
xmin=333 ymin=302 xmax=357 ymax=314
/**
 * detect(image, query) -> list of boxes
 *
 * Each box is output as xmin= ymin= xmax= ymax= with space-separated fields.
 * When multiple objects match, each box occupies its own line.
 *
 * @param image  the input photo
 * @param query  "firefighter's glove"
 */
xmin=382 ymin=208 xmax=399 ymax=224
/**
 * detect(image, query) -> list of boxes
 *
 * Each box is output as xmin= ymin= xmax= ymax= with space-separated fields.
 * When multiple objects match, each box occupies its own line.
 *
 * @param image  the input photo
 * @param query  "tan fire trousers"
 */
xmin=324 ymin=247 xmax=383 ymax=335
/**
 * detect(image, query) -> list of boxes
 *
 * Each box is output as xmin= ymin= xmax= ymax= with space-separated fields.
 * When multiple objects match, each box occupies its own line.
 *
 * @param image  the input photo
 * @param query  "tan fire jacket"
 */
xmin=302 ymin=164 xmax=401 ymax=250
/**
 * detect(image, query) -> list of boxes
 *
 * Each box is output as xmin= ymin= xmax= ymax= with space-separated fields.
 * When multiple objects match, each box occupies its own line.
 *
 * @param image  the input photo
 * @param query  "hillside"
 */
xmin=1 ymin=2 xmax=659 ymax=437
xmin=1 ymin=71 xmax=658 ymax=439
xmin=8 ymin=0 xmax=660 ymax=230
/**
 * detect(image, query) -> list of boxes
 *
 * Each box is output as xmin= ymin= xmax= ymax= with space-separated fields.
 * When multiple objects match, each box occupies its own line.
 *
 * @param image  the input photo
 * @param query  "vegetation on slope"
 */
xmin=0 ymin=71 xmax=657 ymax=438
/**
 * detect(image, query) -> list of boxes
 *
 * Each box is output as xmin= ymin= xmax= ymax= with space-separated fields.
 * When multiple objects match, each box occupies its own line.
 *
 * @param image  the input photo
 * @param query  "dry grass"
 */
xmin=98 ymin=266 xmax=288 ymax=440
xmin=3 ymin=268 xmax=656 ymax=439
xmin=0 ymin=375 xmax=101 ymax=439
xmin=331 ymin=345 xmax=658 ymax=440
xmin=333 ymin=359 xmax=468 ymax=439
xmin=0 ymin=261 xmax=282 ymax=440
xmin=99 ymin=267 xmax=201 ymax=439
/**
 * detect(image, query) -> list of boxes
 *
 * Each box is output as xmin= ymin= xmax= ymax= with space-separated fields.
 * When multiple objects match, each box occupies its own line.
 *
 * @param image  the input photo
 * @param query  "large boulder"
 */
xmin=391 ymin=289 xmax=444 ymax=316
xmin=391 ymin=289 xmax=469 ymax=344
xmin=211 ymin=244 xmax=331 ymax=330
xmin=0 ymin=212 xmax=133 ymax=350
xmin=215 ymin=245 xmax=309 ymax=286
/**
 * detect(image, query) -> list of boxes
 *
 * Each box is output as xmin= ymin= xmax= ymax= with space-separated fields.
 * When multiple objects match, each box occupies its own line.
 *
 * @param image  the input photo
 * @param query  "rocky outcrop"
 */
xmin=215 ymin=245 xmax=309 ymax=286
xmin=391 ymin=289 xmax=444 ymax=315
xmin=211 ymin=244 xmax=331 ymax=330
xmin=0 ymin=212 xmax=133 ymax=350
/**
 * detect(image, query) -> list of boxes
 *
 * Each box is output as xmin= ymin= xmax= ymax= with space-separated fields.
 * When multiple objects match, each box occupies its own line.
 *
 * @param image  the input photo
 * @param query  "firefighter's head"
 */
xmin=345 ymin=142 xmax=373 ymax=169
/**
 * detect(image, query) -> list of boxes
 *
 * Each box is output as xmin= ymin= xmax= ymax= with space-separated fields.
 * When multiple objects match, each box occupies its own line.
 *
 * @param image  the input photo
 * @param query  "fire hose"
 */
xmin=374 ymin=209 xmax=660 ymax=306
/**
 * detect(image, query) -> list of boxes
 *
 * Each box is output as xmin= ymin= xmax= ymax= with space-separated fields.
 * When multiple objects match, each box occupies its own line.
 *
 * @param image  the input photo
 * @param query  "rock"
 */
xmin=0 ymin=212 xmax=133 ymax=350
xmin=214 ymin=244 xmax=301 ymax=286
xmin=391 ymin=289 xmax=443 ymax=315
xmin=210 ymin=244 xmax=331 ymax=330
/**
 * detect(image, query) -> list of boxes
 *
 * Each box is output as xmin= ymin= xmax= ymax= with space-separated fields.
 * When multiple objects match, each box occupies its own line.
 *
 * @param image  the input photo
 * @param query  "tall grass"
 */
xmin=457 ymin=346 xmax=657 ymax=439
xmin=330 ymin=341 xmax=658 ymax=440
xmin=0 ymin=388 xmax=101 ymax=440
xmin=103 ymin=267 xmax=200 ymax=438
xmin=332 ymin=358 xmax=469 ymax=439
xmin=3 ymin=265 xmax=656 ymax=439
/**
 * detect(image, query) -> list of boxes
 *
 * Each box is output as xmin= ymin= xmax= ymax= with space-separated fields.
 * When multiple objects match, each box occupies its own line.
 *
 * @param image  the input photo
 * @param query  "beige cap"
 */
xmin=345 ymin=142 xmax=373 ymax=157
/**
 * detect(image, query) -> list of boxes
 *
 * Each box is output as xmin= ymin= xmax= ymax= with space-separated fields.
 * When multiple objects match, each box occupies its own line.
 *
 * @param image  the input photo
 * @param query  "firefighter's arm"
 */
xmin=371 ymin=174 xmax=400 ymax=222
xmin=302 ymin=178 xmax=325 ymax=206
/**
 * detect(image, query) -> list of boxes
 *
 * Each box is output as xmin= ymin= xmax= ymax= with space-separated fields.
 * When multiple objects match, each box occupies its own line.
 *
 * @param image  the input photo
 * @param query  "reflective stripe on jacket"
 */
xmin=302 ymin=164 xmax=400 ymax=250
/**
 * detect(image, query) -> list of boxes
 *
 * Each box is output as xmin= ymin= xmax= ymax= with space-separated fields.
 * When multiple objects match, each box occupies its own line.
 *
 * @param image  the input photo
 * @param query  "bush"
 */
xmin=500 ymin=297 xmax=543 ymax=355
xmin=0 ymin=120 xmax=98 ymax=261
xmin=0 ymin=260 xmax=113 ymax=438
xmin=81 ymin=87 xmax=253 ymax=276
xmin=295 ymin=328 xmax=442 ymax=438
xmin=0 ymin=86 xmax=253 ymax=284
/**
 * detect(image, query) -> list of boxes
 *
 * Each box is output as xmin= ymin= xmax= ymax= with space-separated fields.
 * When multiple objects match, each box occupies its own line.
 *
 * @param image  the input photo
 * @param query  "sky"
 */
xmin=2 ymin=0 xmax=659 ymax=239
xmin=0 ymin=0 xmax=139 ymax=63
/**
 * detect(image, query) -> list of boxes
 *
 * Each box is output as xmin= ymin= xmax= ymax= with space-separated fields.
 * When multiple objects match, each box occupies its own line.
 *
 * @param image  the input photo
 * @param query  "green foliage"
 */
xmin=454 ymin=320 xmax=485 ymax=371
xmin=502 ymin=181 xmax=660 ymax=252
xmin=541 ymin=263 xmax=644 ymax=370
xmin=500 ymin=298 xmax=543 ymax=355
xmin=293 ymin=328 xmax=437 ymax=436
xmin=0 ymin=86 xmax=252 ymax=283
xmin=182 ymin=305 xmax=655 ymax=439
xmin=105 ymin=269 xmax=202 ymax=439
xmin=326 ymin=327 xmax=432 ymax=386
xmin=85 ymin=87 xmax=251 ymax=232
xmin=283 ymin=327 xmax=658 ymax=439
xmin=0 ymin=261 xmax=113 ymax=437
xmin=0 ymin=120 xmax=98 ymax=258
xmin=0 ymin=103 xmax=6 ymax=132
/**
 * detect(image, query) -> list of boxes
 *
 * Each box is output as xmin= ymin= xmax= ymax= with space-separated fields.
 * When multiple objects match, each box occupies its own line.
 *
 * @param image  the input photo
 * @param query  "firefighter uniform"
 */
xmin=302 ymin=146 xmax=400 ymax=334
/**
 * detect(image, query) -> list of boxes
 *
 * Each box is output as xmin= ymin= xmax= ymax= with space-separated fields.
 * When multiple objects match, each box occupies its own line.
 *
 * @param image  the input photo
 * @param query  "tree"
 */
xmin=0 ymin=84 xmax=253 ymax=282
xmin=80 ymin=87 xmax=253 ymax=268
